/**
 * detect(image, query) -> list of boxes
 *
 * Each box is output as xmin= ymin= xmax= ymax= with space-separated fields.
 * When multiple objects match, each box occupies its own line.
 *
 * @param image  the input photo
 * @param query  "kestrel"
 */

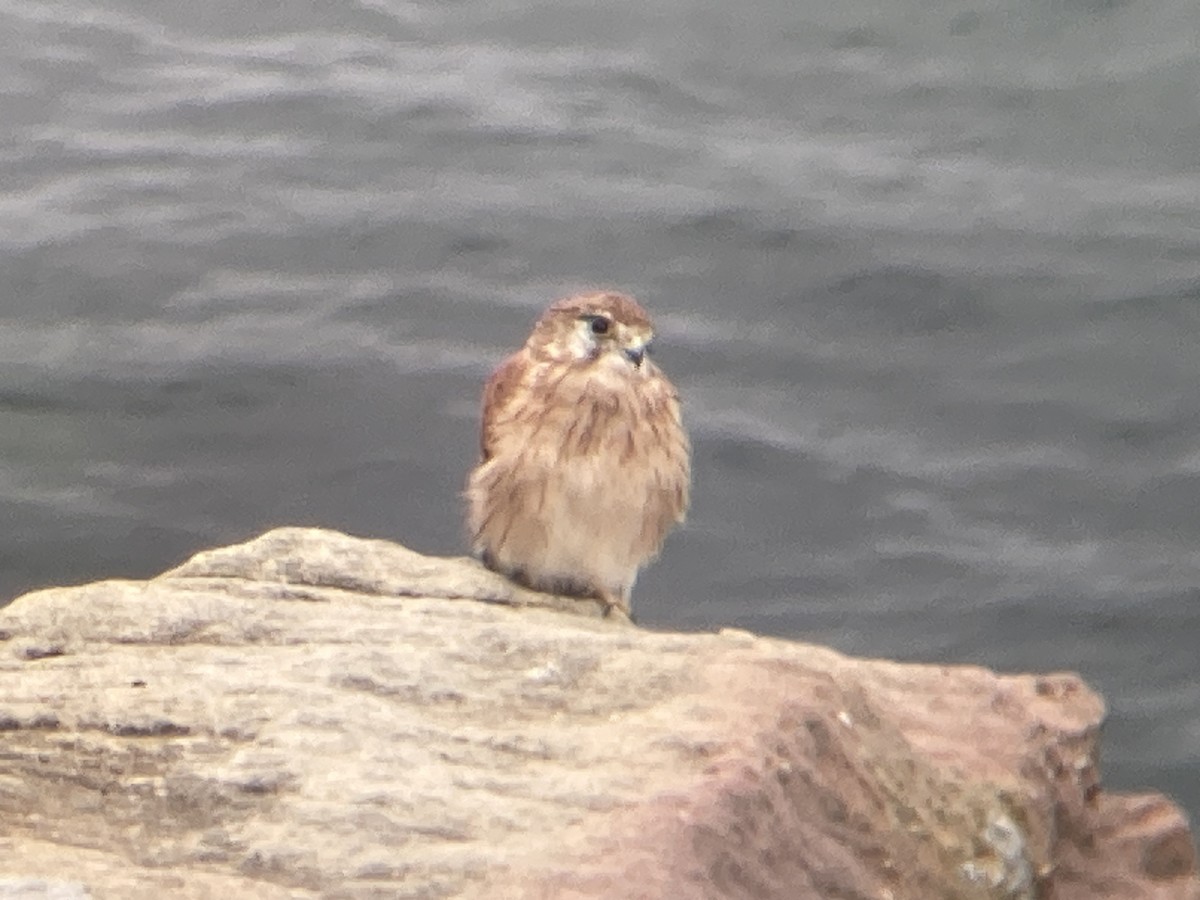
xmin=466 ymin=291 xmax=690 ymax=617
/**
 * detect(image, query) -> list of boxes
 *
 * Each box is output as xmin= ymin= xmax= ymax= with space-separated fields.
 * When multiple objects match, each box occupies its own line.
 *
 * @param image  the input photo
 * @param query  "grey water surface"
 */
xmin=2 ymin=0 xmax=1198 ymax=823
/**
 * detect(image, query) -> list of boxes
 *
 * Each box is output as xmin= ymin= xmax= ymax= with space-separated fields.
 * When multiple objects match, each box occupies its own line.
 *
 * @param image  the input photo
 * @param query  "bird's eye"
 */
xmin=588 ymin=316 xmax=610 ymax=335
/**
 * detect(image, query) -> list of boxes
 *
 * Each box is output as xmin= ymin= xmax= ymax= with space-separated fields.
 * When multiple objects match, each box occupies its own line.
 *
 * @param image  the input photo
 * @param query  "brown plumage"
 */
xmin=465 ymin=290 xmax=691 ymax=617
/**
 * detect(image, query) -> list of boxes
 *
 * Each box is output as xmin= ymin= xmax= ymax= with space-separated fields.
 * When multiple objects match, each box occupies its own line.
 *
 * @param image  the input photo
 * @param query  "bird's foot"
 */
xmin=597 ymin=590 xmax=635 ymax=624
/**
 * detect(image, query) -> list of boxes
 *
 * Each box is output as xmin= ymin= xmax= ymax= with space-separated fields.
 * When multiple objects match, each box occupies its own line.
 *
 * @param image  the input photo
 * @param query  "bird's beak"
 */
xmin=628 ymin=336 xmax=657 ymax=367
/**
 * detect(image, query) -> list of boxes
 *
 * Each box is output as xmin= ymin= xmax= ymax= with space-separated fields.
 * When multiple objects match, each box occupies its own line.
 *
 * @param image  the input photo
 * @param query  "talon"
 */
xmin=597 ymin=590 xmax=632 ymax=621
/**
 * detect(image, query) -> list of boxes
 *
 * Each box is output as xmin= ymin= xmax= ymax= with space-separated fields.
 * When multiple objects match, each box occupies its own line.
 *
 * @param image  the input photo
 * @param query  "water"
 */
xmin=2 ymin=0 xmax=1198 ymax=825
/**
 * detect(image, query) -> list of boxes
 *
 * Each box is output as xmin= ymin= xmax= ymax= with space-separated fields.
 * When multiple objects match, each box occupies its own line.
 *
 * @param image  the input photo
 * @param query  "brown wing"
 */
xmin=478 ymin=351 xmax=527 ymax=461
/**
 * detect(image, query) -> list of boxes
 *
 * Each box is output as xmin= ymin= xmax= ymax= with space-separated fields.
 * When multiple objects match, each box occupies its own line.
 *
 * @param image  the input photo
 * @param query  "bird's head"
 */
xmin=528 ymin=291 xmax=656 ymax=372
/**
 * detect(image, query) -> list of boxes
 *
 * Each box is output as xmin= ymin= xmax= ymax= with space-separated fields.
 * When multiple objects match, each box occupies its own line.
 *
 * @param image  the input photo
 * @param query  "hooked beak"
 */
xmin=623 ymin=346 xmax=645 ymax=368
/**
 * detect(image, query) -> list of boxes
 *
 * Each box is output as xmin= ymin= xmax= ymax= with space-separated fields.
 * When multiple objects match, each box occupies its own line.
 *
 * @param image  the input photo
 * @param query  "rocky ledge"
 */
xmin=0 ymin=528 xmax=1195 ymax=900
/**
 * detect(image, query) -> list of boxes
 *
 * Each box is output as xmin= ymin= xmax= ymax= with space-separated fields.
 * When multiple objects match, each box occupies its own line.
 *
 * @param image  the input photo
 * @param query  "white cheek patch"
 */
xmin=567 ymin=321 xmax=597 ymax=360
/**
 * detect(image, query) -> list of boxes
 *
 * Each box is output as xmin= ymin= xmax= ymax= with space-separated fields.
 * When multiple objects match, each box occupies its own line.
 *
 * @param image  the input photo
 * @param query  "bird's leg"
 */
xmin=596 ymin=587 xmax=633 ymax=622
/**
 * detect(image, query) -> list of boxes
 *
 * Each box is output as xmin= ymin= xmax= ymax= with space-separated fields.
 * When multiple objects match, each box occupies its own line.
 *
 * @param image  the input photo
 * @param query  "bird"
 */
xmin=465 ymin=290 xmax=690 ymax=618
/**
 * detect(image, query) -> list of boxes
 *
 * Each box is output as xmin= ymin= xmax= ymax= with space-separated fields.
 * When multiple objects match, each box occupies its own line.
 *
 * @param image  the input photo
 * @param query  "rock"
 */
xmin=0 ymin=527 xmax=1195 ymax=900
xmin=0 ymin=881 xmax=90 ymax=900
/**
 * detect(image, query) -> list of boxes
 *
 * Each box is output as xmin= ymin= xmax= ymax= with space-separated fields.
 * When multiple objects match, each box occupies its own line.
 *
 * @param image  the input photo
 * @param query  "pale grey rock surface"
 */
xmin=0 ymin=528 xmax=1195 ymax=899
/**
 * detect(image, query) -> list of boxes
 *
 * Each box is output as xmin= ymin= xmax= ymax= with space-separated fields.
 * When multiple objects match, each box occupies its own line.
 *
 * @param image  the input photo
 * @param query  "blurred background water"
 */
xmin=1 ymin=0 xmax=1197 ymax=824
